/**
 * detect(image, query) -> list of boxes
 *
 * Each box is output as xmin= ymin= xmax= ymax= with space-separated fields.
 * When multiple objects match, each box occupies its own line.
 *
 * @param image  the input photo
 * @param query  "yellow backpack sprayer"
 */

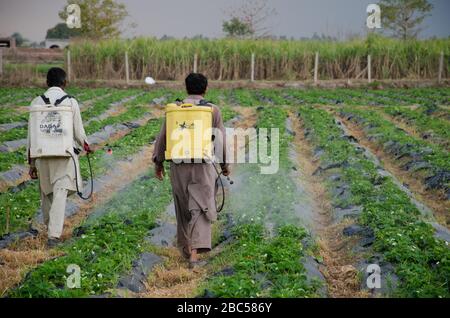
xmin=165 ymin=100 xmax=232 ymax=212
xmin=29 ymin=94 xmax=94 ymax=200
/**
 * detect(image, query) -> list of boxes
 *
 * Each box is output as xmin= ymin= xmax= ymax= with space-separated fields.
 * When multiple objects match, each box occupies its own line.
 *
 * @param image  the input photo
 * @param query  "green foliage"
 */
xmin=0 ymin=149 xmax=27 ymax=173
xmin=46 ymin=23 xmax=81 ymax=39
xmin=202 ymin=224 xmax=319 ymax=298
xmin=0 ymin=127 xmax=27 ymax=144
xmin=10 ymin=172 xmax=172 ymax=298
xmin=299 ymin=106 xmax=450 ymax=298
xmin=68 ymin=37 xmax=450 ymax=80
xmin=219 ymin=105 xmax=238 ymax=123
xmin=384 ymin=106 xmax=450 ymax=143
xmin=343 ymin=107 xmax=450 ymax=172
xmin=58 ymin=0 xmax=128 ymax=39
xmin=0 ymin=182 xmax=40 ymax=237
xmin=223 ymin=17 xmax=254 ymax=38
xmin=11 ymin=32 xmax=26 ymax=47
xmin=257 ymin=106 xmax=290 ymax=163
xmin=0 ymin=112 xmax=162 ymax=237
xmin=4 ymin=63 xmax=65 ymax=76
xmin=379 ymin=0 xmax=433 ymax=39
xmin=200 ymin=105 xmax=321 ymax=298
xmin=82 ymin=90 xmax=139 ymax=121
xmin=1 ymin=87 xmax=449 ymax=299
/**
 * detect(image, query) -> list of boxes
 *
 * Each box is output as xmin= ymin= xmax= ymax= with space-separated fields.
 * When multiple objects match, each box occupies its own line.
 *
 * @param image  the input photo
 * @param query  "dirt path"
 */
xmin=288 ymin=111 xmax=367 ymax=298
xmin=139 ymin=203 xmax=207 ymax=298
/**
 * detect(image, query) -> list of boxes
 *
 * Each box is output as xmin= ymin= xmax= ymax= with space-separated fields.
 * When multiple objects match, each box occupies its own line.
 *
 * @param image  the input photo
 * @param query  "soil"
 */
xmin=290 ymin=111 xmax=368 ymax=298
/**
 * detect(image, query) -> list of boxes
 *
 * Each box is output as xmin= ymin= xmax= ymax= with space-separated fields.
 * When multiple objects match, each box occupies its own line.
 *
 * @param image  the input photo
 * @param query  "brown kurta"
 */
xmin=152 ymin=95 xmax=228 ymax=253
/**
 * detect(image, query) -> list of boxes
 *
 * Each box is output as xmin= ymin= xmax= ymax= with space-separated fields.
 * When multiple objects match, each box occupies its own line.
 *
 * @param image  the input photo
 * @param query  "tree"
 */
xmin=223 ymin=17 xmax=254 ymax=38
xmin=222 ymin=0 xmax=277 ymax=38
xmin=58 ymin=0 xmax=128 ymax=39
xmin=46 ymin=23 xmax=81 ymax=39
xmin=11 ymin=32 xmax=27 ymax=47
xmin=379 ymin=0 xmax=433 ymax=40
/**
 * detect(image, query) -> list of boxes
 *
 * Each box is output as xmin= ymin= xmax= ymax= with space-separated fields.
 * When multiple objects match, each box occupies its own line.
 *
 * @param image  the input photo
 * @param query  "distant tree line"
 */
xmin=7 ymin=0 xmax=441 ymax=48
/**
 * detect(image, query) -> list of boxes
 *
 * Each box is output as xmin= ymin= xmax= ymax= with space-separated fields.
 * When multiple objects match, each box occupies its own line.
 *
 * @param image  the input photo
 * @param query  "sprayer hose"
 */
xmin=68 ymin=150 xmax=94 ymax=201
xmin=212 ymin=163 xmax=226 ymax=213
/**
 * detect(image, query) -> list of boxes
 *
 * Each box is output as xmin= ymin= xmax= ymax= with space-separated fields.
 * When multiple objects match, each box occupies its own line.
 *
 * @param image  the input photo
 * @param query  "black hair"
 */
xmin=185 ymin=73 xmax=208 ymax=95
xmin=47 ymin=67 xmax=67 ymax=87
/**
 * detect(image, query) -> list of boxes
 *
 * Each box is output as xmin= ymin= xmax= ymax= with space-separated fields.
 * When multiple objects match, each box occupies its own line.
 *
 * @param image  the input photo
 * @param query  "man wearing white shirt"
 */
xmin=27 ymin=68 xmax=91 ymax=247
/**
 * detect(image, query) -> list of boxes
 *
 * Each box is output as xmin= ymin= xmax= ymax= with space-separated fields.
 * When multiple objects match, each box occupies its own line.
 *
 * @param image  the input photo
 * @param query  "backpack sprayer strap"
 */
xmin=40 ymin=94 xmax=51 ymax=105
xmin=174 ymin=98 xmax=213 ymax=107
xmin=198 ymin=99 xmax=213 ymax=106
xmin=55 ymin=95 xmax=73 ymax=106
xmin=40 ymin=94 xmax=74 ymax=106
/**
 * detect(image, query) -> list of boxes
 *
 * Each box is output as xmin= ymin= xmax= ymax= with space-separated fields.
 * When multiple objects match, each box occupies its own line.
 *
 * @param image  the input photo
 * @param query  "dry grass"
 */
xmin=317 ymin=220 xmax=369 ymax=298
xmin=233 ymin=107 xmax=258 ymax=127
xmin=0 ymin=244 xmax=62 ymax=296
xmin=141 ymin=247 xmax=207 ymax=298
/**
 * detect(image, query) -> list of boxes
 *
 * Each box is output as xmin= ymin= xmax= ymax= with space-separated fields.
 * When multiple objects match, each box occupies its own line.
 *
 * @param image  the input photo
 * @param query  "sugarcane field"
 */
xmin=0 ymin=0 xmax=449 ymax=311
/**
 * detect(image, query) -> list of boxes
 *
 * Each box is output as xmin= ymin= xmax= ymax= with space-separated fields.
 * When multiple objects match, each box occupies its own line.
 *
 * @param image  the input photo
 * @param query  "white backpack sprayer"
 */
xmin=165 ymin=100 xmax=233 ymax=212
xmin=29 ymin=95 xmax=94 ymax=200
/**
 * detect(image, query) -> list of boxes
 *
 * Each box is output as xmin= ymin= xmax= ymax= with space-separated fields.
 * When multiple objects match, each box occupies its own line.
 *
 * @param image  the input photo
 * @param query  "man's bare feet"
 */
xmin=189 ymin=248 xmax=198 ymax=263
xmin=180 ymin=246 xmax=191 ymax=260
xmin=189 ymin=249 xmax=207 ymax=270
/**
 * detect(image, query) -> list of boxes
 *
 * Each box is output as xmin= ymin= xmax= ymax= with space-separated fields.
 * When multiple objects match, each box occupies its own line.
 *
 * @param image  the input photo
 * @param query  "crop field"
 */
xmin=0 ymin=86 xmax=449 ymax=298
xmin=68 ymin=36 xmax=449 ymax=81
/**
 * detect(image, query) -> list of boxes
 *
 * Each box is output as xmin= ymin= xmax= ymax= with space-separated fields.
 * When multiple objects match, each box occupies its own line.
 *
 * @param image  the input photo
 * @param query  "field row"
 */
xmin=298 ymin=107 xmax=449 ymax=297
xmin=1 ymin=87 xmax=449 ymax=113
xmin=0 ymin=87 xmax=448 ymax=298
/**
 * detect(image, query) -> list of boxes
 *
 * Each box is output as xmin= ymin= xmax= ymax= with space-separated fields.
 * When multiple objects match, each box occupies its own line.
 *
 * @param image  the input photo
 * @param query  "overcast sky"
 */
xmin=0 ymin=0 xmax=449 ymax=42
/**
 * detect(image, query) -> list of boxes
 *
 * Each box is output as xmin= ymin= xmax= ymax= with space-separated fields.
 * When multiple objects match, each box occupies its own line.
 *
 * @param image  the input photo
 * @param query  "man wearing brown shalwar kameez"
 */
xmin=152 ymin=73 xmax=230 ymax=268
